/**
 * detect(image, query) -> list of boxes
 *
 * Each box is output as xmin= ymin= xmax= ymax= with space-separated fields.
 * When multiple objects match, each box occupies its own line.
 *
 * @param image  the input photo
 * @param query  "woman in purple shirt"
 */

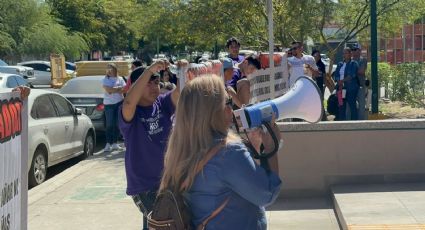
xmin=160 ymin=76 xmax=282 ymax=229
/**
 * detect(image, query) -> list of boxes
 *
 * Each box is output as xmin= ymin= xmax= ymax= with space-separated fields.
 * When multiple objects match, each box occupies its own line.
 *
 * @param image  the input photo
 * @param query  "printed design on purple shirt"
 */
xmin=140 ymin=109 xmax=165 ymax=138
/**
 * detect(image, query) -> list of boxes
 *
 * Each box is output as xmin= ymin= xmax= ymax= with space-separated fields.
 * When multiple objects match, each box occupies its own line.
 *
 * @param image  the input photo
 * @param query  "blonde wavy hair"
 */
xmin=159 ymin=75 xmax=239 ymax=192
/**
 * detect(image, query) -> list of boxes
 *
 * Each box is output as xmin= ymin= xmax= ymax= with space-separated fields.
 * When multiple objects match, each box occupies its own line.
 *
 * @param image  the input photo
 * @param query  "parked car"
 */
xmin=65 ymin=61 xmax=76 ymax=71
xmin=0 ymin=59 xmax=35 ymax=83
xmin=28 ymin=89 xmax=95 ymax=186
xmin=59 ymin=75 xmax=106 ymax=132
xmin=0 ymin=73 xmax=32 ymax=88
xmin=18 ymin=60 xmax=76 ymax=85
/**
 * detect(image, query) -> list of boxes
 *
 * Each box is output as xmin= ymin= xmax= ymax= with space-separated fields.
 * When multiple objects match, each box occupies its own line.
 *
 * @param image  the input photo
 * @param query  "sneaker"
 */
xmin=104 ymin=143 xmax=112 ymax=152
xmin=111 ymin=143 xmax=121 ymax=151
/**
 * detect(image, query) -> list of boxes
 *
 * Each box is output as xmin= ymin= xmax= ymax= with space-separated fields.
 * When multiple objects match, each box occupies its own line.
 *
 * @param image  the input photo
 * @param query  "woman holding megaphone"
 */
xmin=159 ymin=75 xmax=282 ymax=229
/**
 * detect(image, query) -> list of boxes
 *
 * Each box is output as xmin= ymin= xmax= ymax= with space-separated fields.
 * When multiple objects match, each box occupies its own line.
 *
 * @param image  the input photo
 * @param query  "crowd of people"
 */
xmin=98 ymin=36 xmax=369 ymax=229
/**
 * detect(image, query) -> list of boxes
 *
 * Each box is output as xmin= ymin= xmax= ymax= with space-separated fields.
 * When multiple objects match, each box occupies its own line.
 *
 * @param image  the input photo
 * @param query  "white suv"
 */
xmin=0 ymin=59 xmax=35 ymax=84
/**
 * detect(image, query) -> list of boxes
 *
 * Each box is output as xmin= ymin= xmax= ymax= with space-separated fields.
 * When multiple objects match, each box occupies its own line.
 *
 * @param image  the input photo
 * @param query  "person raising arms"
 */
xmin=119 ymin=59 xmax=186 ymax=223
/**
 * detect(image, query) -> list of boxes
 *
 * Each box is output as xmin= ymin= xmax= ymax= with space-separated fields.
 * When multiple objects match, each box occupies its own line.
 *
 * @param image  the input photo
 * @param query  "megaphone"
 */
xmin=234 ymin=76 xmax=323 ymax=129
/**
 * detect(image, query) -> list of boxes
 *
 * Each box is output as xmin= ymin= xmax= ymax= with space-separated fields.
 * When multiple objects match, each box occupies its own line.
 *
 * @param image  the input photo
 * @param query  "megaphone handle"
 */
xmin=259 ymin=122 xmax=280 ymax=158
xmin=260 ymin=158 xmax=271 ymax=173
xmin=245 ymin=122 xmax=279 ymax=160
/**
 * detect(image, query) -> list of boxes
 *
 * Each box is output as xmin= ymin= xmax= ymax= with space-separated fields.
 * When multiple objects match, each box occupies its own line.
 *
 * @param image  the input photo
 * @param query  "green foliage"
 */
xmin=0 ymin=0 xmax=89 ymax=60
xmin=393 ymin=63 xmax=425 ymax=107
xmin=48 ymin=0 xmax=143 ymax=54
xmin=366 ymin=63 xmax=425 ymax=107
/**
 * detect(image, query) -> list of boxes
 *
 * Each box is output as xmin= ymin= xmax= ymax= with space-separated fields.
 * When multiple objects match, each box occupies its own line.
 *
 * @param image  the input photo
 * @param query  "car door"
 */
xmin=33 ymin=64 xmax=51 ymax=85
xmin=31 ymin=95 xmax=64 ymax=163
xmin=50 ymin=94 xmax=84 ymax=157
xmin=24 ymin=63 xmax=50 ymax=85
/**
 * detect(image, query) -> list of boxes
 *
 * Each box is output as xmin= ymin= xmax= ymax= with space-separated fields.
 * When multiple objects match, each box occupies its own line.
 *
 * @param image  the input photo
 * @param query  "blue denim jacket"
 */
xmin=332 ymin=60 xmax=359 ymax=90
xmin=187 ymin=138 xmax=282 ymax=230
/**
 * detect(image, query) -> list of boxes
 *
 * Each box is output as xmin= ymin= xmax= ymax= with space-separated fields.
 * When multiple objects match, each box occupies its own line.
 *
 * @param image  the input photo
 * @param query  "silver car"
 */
xmin=28 ymin=90 xmax=96 ymax=187
xmin=18 ymin=60 xmax=76 ymax=85
xmin=59 ymin=76 xmax=107 ymax=132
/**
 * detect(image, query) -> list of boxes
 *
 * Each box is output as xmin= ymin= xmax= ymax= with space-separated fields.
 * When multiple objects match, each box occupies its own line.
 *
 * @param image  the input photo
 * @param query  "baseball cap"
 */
xmin=130 ymin=66 xmax=159 ymax=83
xmin=351 ymin=43 xmax=361 ymax=50
xmin=222 ymin=57 xmax=233 ymax=70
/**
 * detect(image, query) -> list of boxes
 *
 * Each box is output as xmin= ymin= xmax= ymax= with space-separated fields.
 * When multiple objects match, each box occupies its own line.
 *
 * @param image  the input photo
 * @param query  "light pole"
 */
xmin=370 ymin=0 xmax=379 ymax=114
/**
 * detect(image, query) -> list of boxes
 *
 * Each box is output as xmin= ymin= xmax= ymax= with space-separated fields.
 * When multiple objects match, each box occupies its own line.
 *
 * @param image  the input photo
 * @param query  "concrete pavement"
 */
xmin=333 ymin=183 xmax=425 ymax=230
xmin=28 ymin=149 xmax=340 ymax=230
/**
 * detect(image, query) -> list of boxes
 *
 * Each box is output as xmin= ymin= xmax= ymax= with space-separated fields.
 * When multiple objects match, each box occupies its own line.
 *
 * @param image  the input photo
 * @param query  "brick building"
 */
xmin=379 ymin=20 xmax=425 ymax=64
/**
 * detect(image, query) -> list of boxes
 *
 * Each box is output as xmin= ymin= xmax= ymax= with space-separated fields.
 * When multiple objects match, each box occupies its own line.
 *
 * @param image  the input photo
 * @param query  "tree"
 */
xmin=48 ymin=0 xmax=143 ymax=54
xmin=0 ymin=0 xmax=89 ymax=61
xmin=315 ymin=0 xmax=425 ymax=90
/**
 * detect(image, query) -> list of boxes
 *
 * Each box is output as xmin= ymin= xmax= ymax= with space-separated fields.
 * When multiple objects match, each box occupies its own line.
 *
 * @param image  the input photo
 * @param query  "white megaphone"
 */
xmin=234 ymin=76 xmax=323 ymax=129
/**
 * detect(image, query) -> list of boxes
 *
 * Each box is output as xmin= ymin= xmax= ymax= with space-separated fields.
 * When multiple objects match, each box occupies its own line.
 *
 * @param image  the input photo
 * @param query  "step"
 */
xmin=332 ymin=183 xmax=425 ymax=230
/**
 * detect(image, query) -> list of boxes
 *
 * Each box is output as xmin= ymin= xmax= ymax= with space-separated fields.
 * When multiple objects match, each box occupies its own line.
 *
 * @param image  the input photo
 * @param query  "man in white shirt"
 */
xmin=288 ymin=41 xmax=319 ymax=87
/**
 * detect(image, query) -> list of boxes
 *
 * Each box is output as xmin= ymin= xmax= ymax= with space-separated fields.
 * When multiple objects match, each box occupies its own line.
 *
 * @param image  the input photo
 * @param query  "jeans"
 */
xmin=104 ymin=101 xmax=122 ymax=144
xmin=338 ymin=89 xmax=358 ymax=121
xmin=357 ymin=87 xmax=367 ymax=120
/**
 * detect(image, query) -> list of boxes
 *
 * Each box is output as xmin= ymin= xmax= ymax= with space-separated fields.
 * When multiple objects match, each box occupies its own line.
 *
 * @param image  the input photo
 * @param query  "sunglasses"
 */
xmin=225 ymin=97 xmax=233 ymax=107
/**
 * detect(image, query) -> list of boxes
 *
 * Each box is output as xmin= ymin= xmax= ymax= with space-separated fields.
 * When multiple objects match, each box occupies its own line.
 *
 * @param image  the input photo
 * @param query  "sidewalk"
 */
xmin=28 ymin=149 xmax=340 ymax=230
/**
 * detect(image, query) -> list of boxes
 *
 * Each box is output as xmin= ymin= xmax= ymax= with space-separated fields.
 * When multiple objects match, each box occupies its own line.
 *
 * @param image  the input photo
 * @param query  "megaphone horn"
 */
xmin=234 ymin=76 xmax=323 ymax=129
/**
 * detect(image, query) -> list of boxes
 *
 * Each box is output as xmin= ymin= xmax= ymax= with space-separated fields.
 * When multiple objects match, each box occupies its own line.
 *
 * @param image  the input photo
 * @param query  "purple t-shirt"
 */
xmin=227 ymin=68 xmax=243 ymax=91
xmin=119 ymin=92 xmax=175 ymax=195
xmin=228 ymin=54 xmax=245 ymax=64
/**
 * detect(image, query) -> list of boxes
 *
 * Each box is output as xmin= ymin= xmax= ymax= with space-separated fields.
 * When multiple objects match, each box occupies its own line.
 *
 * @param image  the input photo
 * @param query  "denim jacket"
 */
xmin=332 ymin=60 xmax=359 ymax=91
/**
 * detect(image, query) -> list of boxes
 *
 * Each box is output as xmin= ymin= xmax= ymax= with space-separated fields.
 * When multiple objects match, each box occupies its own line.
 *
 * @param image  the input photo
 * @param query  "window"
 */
xmin=50 ymin=95 xmax=73 ymax=117
xmin=31 ymin=95 xmax=57 ymax=119
xmin=6 ymin=76 xmax=18 ymax=88
xmin=32 ymin=64 xmax=50 ymax=71
xmin=21 ymin=63 xmax=34 ymax=69
xmin=14 ymin=76 xmax=27 ymax=86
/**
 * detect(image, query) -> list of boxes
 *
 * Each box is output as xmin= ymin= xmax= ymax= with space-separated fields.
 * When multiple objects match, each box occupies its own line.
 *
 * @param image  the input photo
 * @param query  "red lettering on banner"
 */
xmin=0 ymin=98 xmax=23 ymax=143
xmin=2 ymin=102 xmax=12 ymax=139
xmin=0 ymin=101 xmax=4 ymax=140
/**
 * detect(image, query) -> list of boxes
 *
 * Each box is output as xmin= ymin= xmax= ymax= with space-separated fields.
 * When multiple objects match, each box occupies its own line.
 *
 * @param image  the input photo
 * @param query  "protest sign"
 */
xmin=0 ymin=91 xmax=28 ymax=230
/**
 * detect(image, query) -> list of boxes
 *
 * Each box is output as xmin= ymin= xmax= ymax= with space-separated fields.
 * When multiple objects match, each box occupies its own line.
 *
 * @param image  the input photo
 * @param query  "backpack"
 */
xmin=147 ymin=142 xmax=228 ymax=230
xmin=327 ymin=93 xmax=339 ymax=116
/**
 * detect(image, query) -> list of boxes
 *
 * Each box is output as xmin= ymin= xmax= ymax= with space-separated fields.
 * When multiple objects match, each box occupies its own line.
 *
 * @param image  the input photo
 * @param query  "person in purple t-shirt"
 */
xmin=226 ymin=54 xmax=261 ymax=108
xmin=226 ymin=37 xmax=245 ymax=64
xmin=119 ymin=59 xmax=183 ymax=222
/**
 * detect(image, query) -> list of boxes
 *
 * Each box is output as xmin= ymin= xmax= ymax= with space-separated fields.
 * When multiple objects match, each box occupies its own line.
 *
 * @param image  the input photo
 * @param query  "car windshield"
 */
xmin=60 ymin=78 xmax=104 ymax=94
xmin=0 ymin=60 xmax=8 ymax=66
xmin=65 ymin=62 xmax=76 ymax=71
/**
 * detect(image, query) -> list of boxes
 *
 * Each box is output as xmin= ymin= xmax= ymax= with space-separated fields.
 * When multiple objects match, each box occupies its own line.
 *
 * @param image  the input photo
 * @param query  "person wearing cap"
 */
xmin=351 ymin=43 xmax=368 ymax=120
xmin=221 ymin=57 xmax=234 ymax=81
xmin=119 ymin=60 xmax=187 ymax=226
xmin=102 ymin=63 xmax=126 ymax=152
xmin=226 ymin=37 xmax=245 ymax=64
xmin=332 ymin=47 xmax=359 ymax=121
xmin=222 ymin=57 xmax=242 ymax=109
xmin=226 ymin=54 xmax=261 ymax=108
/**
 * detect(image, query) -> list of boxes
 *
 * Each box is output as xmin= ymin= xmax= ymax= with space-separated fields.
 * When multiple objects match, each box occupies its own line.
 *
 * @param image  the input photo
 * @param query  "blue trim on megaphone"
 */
xmin=244 ymin=101 xmax=279 ymax=128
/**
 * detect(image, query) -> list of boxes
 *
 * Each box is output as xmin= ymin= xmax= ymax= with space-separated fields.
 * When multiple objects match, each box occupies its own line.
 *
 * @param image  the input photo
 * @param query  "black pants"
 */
xmin=131 ymin=190 xmax=157 ymax=216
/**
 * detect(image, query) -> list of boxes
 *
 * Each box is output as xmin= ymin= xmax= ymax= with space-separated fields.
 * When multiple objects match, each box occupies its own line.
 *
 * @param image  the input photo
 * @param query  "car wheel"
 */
xmin=80 ymin=132 xmax=94 ymax=159
xmin=28 ymin=149 xmax=47 ymax=187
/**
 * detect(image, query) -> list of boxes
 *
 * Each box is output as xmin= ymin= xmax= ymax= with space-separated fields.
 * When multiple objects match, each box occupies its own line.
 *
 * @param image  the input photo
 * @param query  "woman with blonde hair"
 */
xmin=159 ymin=75 xmax=282 ymax=229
